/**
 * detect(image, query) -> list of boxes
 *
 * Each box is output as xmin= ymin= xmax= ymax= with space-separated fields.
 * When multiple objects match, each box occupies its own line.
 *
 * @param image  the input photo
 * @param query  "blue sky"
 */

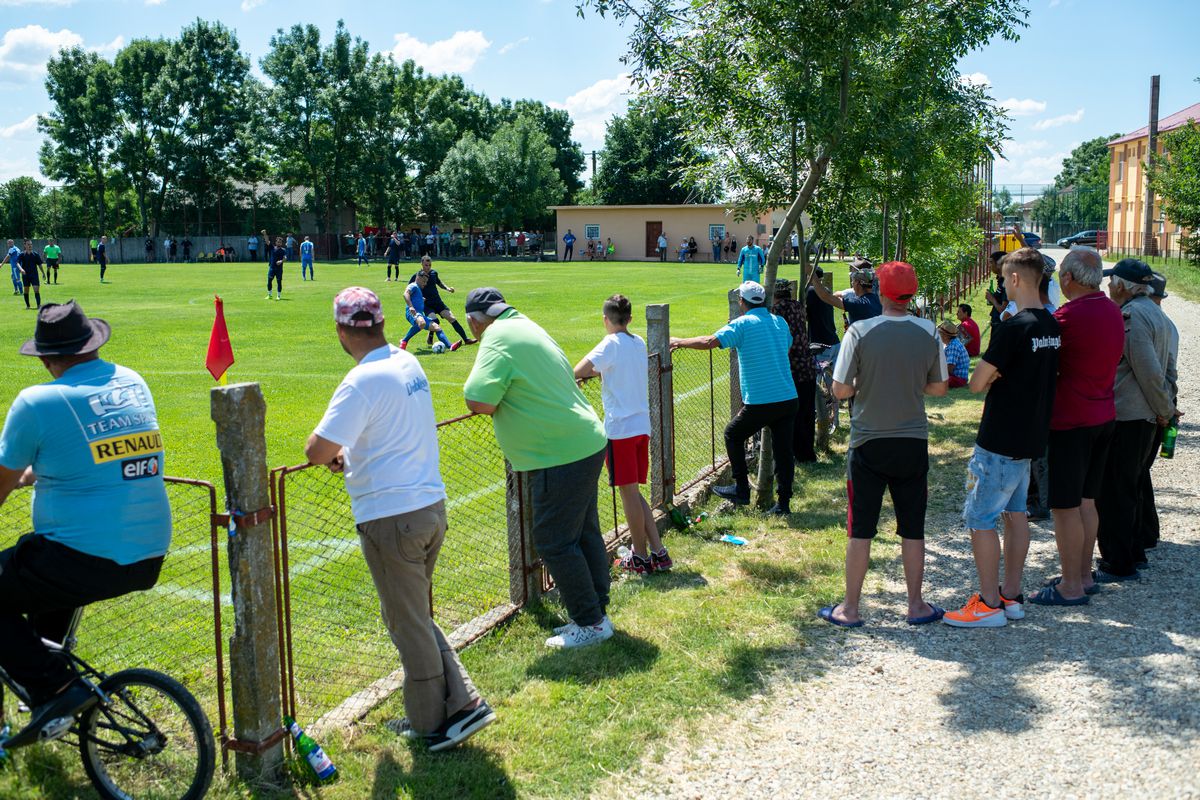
xmin=1 ymin=0 xmax=1197 ymax=189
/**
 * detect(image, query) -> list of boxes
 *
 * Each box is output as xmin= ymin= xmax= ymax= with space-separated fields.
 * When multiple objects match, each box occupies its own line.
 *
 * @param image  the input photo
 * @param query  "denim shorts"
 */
xmin=962 ymin=445 xmax=1030 ymax=530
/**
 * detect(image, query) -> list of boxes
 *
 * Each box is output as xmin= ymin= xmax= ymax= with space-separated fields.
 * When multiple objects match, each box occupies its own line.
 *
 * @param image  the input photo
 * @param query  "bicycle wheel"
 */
xmin=77 ymin=668 xmax=215 ymax=800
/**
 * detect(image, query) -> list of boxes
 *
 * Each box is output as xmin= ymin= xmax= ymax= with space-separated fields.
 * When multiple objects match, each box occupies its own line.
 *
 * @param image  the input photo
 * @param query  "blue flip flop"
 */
xmin=818 ymin=604 xmax=864 ymax=628
xmin=906 ymin=605 xmax=945 ymax=625
xmin=1046 ymin=576 xmax=1099 ymax=596
xmin=1029 ymin=584 xmax=1090 ymax=606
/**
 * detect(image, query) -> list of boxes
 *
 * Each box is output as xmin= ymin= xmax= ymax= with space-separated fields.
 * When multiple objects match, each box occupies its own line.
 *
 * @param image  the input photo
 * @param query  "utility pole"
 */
xmin=1142 ymin=75 xmax=1160 ymax=257
xmin=590 ymin=150 xmax=598 ymax=178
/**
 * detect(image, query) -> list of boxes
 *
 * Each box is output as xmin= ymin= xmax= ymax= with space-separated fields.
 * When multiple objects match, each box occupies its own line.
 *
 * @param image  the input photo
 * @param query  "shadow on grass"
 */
xmin=524 ymin=630 xmax=660 ymax=685
xmin=632 ymin=569 xmax=710 ymax=592
xmin=737 ymin=557 xmax=841 ymax=594
xmin=713 ymin=642 xmax=797 ymax=699
xmin=1 ymin=744 xmax=99 ymax=800
xmin=369 ymin=746 xmax=516 ymax=800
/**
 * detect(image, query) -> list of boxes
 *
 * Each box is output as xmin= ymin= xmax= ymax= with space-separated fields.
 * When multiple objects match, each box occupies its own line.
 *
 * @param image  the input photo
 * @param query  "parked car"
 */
xmin=1020 ymin=232 xmax=1042 ymax=248
xmin=1056 ymin=230 xmax=1098 ymax=248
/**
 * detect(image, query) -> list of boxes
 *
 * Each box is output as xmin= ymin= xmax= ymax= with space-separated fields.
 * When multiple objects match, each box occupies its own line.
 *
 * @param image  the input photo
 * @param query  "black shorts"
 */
xmin=425 ymin=297 xmax=450 ymax=315
xmin=846 ymin=437 xmax=929 ymax=540
xmin=21 ymin=269 xmax=39 ymax=287
xmin=1048 ymin=421 xmax=1114 ymax=509
xmin=47 ymin=259 xmax=59 ymax=268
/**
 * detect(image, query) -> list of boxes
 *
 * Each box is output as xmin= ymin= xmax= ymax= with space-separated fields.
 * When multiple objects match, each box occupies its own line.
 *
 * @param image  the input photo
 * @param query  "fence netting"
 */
xmin=273 ymin=412 xmax=514 ymax=730
xmin=0 ymin=478 xmax=227 ymax=746
xmin=673 ymin=348 xmax=730 ymax=491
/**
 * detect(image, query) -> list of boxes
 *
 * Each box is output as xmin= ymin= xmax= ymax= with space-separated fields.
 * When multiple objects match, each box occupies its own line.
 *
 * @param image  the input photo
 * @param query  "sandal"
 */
xmin=818 ymin=604 xmax=864 ymax=628
xmin=1029 ymin=584 xmax=1090 ymax=606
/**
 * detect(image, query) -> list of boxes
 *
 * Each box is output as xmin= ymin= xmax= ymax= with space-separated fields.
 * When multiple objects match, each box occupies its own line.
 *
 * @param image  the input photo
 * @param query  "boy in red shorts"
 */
xmin=574 ymin=294 xmax=672 ymax=574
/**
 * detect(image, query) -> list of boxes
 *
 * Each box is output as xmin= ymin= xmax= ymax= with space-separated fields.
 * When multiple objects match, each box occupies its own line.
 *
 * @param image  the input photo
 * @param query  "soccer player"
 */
xmin=385 ymin=231 xmax=403 ymax=282
xmin=267 ymin=236 xmax=285 ymax=300
xmin=400 ymin=273 xmax=458 ymax=352
xmin=562 ymin=229 xmax=576 ymax=261
xmin=736 ymin=235 xmax=766 ymax=284
xmin=409 ymin=256 xmax=475 ymax=347
xmin=17 ymin=240 xmax=42 ymax=309
xmin=300 ymin=235 xmax=315 ymax=280
xmin=356 ymin=234 xmax=368 ymax=267
xmin=6 ymin=239 xmax=21 ymax=295
xmin=96 ymin=235 xmax=109 ymax=283
xmin=42 ymin=239 xmax=60 ymax=284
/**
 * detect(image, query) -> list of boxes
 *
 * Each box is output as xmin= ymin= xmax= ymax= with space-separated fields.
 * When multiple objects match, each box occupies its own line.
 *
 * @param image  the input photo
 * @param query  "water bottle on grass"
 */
xmin=284 ymin=715 xmax=337 ymax=783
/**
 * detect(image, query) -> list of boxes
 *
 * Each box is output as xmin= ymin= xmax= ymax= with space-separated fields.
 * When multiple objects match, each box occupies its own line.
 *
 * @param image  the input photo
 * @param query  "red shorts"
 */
xmin=606 ymin=435 xmax=650 ymax=486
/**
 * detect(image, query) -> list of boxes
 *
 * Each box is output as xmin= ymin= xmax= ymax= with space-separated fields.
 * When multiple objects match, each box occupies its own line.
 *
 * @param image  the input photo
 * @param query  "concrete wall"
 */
xmin=551 ymin=206 xmax=772 ymax=262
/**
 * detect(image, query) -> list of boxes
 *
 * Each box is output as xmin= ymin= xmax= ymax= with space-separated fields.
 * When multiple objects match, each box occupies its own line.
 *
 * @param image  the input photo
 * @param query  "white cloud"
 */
xmin=390 ymin=30 xmax=490 ymax=74
xmin=95 ymin=35 xmax=124 ymax=54
xmin=240 ymin=0 xmax=265 ymax=10
xmin=960 ymin=72 xmax=990 ymax=88
xmin=1002 ymin=139 xmax=1050 ymax=158
xmin=0 ymin=25 xmax=85 ymax=83
xmin=0 ymin=114 xmax=37 ymax=139
xmin=998 ymin=97 xmax=1047 ymax=117
xmin=549 ymin=72 xmax=632 ymax=151
xmin=145 ymin=0 xmax=166 ymax=5
xmin=498 ymin=37 xmax=529 ymax=56
xmin=1032 ymin=107 xmax=1085 ymax=130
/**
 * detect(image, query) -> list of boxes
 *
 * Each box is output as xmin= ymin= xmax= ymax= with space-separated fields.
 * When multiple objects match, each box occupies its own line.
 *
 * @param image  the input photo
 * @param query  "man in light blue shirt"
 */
xmin=737 ymin=235 xmax=766 ymax=285
xmin=671 ymin=281 xmax=798 ymax=514
xmin=0 ymin=301 xmax=171 ymax=744
xmin=300 ymin=235 xmax=315 ymax=280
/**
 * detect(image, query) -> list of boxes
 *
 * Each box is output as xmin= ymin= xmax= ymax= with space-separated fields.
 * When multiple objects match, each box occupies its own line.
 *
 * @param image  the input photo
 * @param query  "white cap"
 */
xmin=738 ymin=281 xmax=766 ymax=303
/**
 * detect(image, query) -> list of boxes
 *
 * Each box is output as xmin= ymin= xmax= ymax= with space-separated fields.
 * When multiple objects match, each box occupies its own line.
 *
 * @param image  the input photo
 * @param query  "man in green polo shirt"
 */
xmin=463 ymin=287 xmax=613 ymax=650
xmin=42 ymin=239 xmax=61 ymax=284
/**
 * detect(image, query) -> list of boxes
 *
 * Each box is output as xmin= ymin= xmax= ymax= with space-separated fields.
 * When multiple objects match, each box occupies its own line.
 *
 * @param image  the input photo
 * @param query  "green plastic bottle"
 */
xmin=284 ymin=716 xmax=337 ymax=783
xmin=1160 ymin=419 xmax=1178 ymax=459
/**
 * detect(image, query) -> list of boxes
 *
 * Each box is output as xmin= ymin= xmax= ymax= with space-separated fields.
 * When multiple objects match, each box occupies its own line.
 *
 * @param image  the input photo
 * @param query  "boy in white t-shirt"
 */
xmin=573 ymin=294 xmax=673 ymax=574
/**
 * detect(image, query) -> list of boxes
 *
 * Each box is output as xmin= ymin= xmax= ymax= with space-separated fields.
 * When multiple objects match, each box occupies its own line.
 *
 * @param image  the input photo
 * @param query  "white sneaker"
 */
xmin=266 ymin=293 xmax=272 ymax=300
xmin=545 ymin=616 xmax=613 ymax=649
xmin=1002 ymin=593 xmax=1025 ymax=620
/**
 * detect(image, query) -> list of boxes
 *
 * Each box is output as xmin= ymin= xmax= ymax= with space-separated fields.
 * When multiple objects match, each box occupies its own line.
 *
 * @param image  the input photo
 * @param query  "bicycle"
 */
xmin=811 ymin=342 xmax=841 ymax=452
xmin=0 ymin=607 xmax=216 ymax=800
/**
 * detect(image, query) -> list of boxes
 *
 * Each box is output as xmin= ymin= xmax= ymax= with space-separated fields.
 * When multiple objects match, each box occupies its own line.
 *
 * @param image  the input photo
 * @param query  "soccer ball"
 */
xmin=431 ymin=341 xmax=447 ymax=354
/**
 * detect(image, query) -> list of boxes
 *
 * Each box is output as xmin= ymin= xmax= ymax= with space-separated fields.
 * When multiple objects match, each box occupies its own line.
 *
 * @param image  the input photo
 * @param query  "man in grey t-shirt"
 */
xmin=818 ymin=261 xmax=948 ymax=628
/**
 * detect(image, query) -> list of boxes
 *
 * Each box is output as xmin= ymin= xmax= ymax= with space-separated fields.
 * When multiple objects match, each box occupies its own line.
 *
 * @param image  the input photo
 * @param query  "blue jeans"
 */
xmin=962 ymin=445 xmax=1030 ymax=530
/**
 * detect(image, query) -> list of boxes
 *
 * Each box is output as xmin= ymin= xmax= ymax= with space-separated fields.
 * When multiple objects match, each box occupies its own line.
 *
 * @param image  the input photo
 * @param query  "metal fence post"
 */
xmin=646 ymin=303 xmax=674 ymax=507
xmin=210 ymin=383 xmax=284 ymax=784
xmin=505 ymin=461 xmax=539 ymax=605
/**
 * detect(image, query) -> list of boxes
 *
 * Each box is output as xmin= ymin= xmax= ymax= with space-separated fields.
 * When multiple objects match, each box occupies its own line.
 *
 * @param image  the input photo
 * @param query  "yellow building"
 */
xmin=1107 ymin=102 xmax=1199 ymax=252
xmin=549 ymin=204 xmax=774 ymax=262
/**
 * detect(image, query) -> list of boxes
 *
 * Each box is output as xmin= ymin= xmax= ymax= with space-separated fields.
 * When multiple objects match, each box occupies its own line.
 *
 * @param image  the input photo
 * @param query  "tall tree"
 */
xmin=434 ymin=132 xmax=494 ymax=240
xmin=592 ymin=98 xmax=711 ymax=205
xmin=112 ymin=38 xmax=177 ymax=237
xmin=489 ymin=115 xmax=566 ymax=231
xmin=39 ymin=48 xmax=118 ymax=232
xmin=498 ymin=98 xmax=586 ymax=204
xmin=0 ymin=177 xmax=44 ymax=238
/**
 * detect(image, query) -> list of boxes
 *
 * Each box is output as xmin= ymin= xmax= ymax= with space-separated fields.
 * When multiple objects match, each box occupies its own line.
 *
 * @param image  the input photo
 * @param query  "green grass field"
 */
xmin=0 ymin=257 xmax=865 ymax=799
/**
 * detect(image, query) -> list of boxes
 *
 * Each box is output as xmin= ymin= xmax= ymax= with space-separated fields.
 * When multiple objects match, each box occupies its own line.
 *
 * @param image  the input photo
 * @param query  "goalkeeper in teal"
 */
xmin=400 ymin=273 xmax=460 ymax=352
xmin=299 ymin=235 xmax=314 ymax=280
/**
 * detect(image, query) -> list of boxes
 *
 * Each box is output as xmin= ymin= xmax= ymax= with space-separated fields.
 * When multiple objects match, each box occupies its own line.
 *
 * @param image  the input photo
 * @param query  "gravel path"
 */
xmin=602 ymin=290 xmax=1200 ymax=799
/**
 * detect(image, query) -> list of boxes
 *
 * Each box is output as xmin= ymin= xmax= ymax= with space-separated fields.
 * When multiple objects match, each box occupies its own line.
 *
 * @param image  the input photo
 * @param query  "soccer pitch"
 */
xmin=0 ymin=257 xmax=850 ymax=732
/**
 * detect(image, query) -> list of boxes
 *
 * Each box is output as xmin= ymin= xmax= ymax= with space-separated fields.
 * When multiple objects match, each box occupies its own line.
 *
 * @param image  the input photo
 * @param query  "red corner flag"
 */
xmin=205 ymin=295 xmax=235 ymax=382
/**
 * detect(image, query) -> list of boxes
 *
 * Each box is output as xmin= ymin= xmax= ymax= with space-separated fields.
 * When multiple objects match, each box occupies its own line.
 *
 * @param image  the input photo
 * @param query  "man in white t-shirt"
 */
xmin=304 ymin=286 xmax=494 ymax=752
xmin=657 ymin=232 xmax=668 ymax=263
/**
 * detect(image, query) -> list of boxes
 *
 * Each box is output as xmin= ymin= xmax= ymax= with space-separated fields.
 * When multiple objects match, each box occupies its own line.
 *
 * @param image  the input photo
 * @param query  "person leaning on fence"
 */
xmin=770 ymin=279 xmax=818 ymax=464
xmin=462 ymin=287 xmax=614 ymax=650
xmin=671 ymin=281 xmax=798 ymax=515
xmin=0 ymin=301 xmax=171 ymax=746
xmin=1033 ymin=247 xmax=1124 ymax=604
xmin=818 ymin=262 xmax=948 ymax=628
xmin=574 ymin=294 xmax=673 ymax=576
xmin=1140 ymin=271 xmax=1179 ymax=556
xmin=937 ymin=320 xmax=970 ymax=389
xmin=1094 ymin=258 xmax=1177 ymax=583
xmin=304 ymin=287 xmax=495 ymax=751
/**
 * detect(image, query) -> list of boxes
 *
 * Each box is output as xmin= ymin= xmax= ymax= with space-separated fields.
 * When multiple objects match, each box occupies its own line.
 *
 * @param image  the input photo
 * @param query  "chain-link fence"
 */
xmin=0 ymin=478 xmax=228 ymax=751
xmin=672 ymin=348 xmax=731 ymax=492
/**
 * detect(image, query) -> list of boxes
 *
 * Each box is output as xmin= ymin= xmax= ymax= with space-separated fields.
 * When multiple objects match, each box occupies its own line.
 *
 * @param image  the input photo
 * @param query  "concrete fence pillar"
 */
xmin=505 ymin=461 xmax=540 ymax=606
xmin=646 ymin=303 xmax=674 ymax=507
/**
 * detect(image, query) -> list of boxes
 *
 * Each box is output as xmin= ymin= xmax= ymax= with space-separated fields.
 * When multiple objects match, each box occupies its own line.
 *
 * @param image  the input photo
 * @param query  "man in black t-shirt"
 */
xmin=385 ymin=232 xmax=403 ymax=282
xmin=17 ymin=240 xmax=42 ymax=309
xmin=945 ymin=247 xmax=1061 ymax=629
xmin=983 ymin=251 xmax=1007 ymax=342
xmin=805 ymin=268 xmax=838 ymax=347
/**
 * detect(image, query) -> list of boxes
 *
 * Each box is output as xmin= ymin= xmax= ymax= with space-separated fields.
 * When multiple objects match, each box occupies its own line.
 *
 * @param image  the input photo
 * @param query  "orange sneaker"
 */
xmin=942 ymin=593 xmax=1006 ymax=628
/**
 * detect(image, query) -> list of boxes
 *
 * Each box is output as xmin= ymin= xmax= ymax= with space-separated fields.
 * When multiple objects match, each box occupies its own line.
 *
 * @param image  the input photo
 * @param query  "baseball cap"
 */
xmin=333 ymin=286 xmax=383 ymax=327
xmin=876 ymin=261 xmax=918 ymax=303
xmin=464 ymin=287 xmax=513 ymax=317
xmin=737 ymin=281 xmax=766 ymax=303
xmin=1149 ymin=271 xmax=1168 ymax=298
xmin=1103 ymin=258 xmax=1154 ymax=284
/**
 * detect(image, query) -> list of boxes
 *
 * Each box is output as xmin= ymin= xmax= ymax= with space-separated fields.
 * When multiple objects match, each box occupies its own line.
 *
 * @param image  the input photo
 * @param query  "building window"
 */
xmin=709 ymin=224 xmax=726 ymax=241
xmin=584 ymin=224 xmax=600 ymax=241
xmin=1116 ymin=151 xmax=1124 ymax=183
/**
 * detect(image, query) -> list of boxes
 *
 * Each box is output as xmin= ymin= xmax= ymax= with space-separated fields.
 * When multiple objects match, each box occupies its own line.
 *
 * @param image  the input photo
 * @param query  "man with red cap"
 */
xmin=819 ymin=262 xmax=948 ymax=627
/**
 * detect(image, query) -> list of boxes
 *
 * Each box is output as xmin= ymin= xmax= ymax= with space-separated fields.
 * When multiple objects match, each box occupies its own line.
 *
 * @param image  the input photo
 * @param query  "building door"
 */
xmin=645 ymin=221 xmax=663 ymax=258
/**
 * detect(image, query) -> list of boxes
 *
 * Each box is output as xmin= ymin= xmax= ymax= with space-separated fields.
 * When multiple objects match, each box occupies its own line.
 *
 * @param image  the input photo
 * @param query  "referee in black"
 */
xmin=409 ymin=256 xmax=475 ymax=346
xmin=18 ymin=239 xmax=42 ymax=309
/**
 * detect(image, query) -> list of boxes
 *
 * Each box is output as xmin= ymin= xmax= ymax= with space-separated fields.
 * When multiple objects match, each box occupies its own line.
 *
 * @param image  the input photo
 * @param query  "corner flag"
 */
xmin=205 ymin=295 xmax=235 ymax=383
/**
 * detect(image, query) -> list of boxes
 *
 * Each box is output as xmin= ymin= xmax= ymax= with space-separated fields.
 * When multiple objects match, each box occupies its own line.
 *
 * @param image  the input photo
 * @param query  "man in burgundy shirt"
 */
xmin=956 ymin=304 xmax=981 ymax=357
xmin=1033 ymin=248 xmax=1124 ymax=604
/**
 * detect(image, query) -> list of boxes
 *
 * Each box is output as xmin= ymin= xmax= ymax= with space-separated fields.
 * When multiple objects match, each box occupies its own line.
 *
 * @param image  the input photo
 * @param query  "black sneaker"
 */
xmin=7 ymin=680 xmax=96 ymax=748
xmin=426 ymin=701 xmax=496 ymax=753
xmin=766 ymin=502 xmax=790 ymax=516
xmin=713 ymin=484 xmax=750 ymax=505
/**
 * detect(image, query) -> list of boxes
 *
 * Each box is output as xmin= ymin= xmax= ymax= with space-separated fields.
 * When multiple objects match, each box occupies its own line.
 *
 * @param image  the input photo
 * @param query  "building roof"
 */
xmin=1109 ymin=102 xmax=1200 ymax=146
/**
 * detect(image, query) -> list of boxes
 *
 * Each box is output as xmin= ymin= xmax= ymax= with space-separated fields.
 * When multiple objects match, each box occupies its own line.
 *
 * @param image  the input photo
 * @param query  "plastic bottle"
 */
xmin=616 ymin=546 xmax=632 ymax=561
xmin=1160 ymin=419 xmax=1178 ymax=459
xmin=284 ymin=715 xmax=337 ymax=783
xmin=693 ymin=512 xmax=709 ymax=525
xmin=667 ymin=504 xmax=690 ymax=531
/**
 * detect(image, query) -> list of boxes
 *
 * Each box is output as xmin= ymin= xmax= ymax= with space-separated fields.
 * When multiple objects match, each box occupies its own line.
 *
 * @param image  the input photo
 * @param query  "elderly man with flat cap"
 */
xmin=462 ymin=287 xmax=613 ymax=650
xmin=0 ymin=301 xmax=171 ymax=747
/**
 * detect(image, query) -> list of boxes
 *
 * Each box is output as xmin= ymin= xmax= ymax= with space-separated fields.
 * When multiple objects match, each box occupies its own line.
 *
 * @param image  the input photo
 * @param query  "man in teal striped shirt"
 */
xmin=671 ymin=281 xmax=797 ymax=514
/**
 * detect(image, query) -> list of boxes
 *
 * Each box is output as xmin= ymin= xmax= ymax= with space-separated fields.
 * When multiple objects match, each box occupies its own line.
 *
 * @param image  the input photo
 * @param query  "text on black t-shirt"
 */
xmin=976 ymin=307 xmax=1061 ymax=459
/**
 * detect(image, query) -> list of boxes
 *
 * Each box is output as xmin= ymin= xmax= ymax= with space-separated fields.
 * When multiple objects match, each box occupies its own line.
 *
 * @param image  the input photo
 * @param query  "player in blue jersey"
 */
xmin=400 ymin=273 xmax=459 ymax=352
xmin=300 ymin=235 xmax=315 ymax=280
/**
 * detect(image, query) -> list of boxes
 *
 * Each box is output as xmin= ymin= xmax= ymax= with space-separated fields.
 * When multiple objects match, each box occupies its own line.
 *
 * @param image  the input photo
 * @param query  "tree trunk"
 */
xmin=881 ymin=198 xmax=889 ymax=261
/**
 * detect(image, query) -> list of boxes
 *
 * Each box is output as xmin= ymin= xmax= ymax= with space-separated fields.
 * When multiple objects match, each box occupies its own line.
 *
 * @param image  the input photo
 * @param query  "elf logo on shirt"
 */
xmin=121 ymin=455 xmax=161 ymax=480
xmin=1030 ymin=335 xmax=1061 ymax=353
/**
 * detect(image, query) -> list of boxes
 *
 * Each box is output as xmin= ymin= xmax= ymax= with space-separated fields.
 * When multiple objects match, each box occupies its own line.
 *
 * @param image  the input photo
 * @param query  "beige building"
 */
xmin=549 ymin=204 xmax=775 ymax=262
xmin=1107 ymin=101 xmax=1199 ymax=252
